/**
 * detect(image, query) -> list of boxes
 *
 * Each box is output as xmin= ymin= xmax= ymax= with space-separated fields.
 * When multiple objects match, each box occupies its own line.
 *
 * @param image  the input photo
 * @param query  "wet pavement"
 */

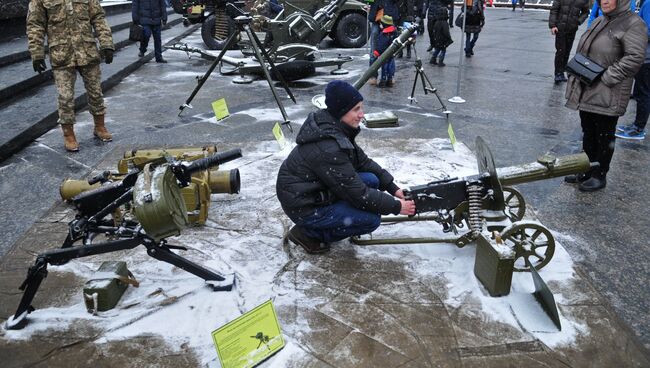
xmin=0 ymin=7 xmax=649 ymax=367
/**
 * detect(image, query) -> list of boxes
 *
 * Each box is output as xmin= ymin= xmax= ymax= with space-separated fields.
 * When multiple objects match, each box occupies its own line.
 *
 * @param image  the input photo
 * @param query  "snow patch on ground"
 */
xmin=2 ymin=137 xmax=590 ymax=364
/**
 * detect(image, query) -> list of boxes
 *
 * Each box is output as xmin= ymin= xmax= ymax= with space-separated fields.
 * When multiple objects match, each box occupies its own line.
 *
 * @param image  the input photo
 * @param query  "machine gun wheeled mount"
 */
xmin=5 ymin=149 xmax=243 ymax=330
xmin=352 ymin=137 xmax=595 ymax=272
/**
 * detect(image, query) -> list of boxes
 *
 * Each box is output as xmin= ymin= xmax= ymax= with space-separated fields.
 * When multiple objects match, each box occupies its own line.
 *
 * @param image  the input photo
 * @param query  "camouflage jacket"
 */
xmin=27 ymin=0 xmax=114 ymax=68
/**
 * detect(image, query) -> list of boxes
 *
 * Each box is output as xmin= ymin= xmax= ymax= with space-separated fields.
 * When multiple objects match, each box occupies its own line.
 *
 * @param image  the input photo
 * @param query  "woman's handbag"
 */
xmin=129 ymin=23 xmax=143 ymax=42
xmin=566 ymin=53 xmax=605 ymax=86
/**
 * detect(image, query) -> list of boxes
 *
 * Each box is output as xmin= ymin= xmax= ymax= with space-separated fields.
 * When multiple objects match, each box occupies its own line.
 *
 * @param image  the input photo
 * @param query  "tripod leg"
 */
xmin=246 ymin=27 xmax=296 ymax=104
xmin=419 ymin=68 xmax=428 ymax=95
xmin=179 ymin=30 xmax=242 ymax=115
xmin=243 ymin=26 xmax=291 ymax=126
xmin=146 ymin=244 xmax=234 ymax=291
xmin=409 ymin=69 xmax=420 ymax=103
xmin=6 ymin=258 xmax=47 ymax=329
xmin=421 ymin=72 xmax=449 ymax=112
xmin=6 ymin=237 xmax=142 ymax=329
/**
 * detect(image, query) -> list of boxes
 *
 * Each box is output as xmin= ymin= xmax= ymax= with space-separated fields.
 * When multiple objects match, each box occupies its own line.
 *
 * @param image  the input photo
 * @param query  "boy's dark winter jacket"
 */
xmin=276 ymin=110 xmax=401 ymax=222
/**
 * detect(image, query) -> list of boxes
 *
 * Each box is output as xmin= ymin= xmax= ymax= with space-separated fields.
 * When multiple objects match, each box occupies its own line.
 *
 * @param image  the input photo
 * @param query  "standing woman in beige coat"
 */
xmin=564 ymin=0 xmax=647 ymax=191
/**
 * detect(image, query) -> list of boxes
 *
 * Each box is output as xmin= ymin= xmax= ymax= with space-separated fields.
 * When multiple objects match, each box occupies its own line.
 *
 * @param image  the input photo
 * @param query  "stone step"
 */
xmin=0 ymin=20 xmax=200 ymax=162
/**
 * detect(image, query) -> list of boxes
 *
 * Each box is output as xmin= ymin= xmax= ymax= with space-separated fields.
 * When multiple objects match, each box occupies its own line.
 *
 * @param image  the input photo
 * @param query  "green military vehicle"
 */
xmin=172 ymin=0 xmax=368 ymax=50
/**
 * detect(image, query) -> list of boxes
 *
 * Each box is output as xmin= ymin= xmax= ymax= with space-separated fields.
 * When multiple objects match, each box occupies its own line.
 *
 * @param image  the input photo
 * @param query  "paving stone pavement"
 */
xmin=0 ymin=7 xmax=649 ymax=368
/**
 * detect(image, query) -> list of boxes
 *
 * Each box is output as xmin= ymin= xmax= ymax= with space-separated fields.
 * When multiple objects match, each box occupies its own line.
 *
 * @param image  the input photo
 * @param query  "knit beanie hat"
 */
xmin=325 ymin=80 xmax=363 ymax=119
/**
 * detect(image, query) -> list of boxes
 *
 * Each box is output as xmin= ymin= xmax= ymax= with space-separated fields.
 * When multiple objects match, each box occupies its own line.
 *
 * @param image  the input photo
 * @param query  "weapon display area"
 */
xmin=0 ymin=5 xmax=648 ymax=368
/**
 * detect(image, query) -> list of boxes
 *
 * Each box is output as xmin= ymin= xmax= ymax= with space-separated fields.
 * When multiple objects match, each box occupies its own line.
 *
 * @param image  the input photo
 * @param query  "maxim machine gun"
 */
xmin=353 ymin=137 xmax=594 ymax=273
xmin=6 ymin=149 xmax=243 ymax=330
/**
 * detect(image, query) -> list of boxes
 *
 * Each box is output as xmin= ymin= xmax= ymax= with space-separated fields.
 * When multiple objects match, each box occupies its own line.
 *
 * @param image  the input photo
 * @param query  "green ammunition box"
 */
xmin=363 ymin=111 xmax=399 ymax=128
xmin=83 ymin=261 xmax=137 ymax=313
xmin=473 ymin=233 xmax=515 ymax=297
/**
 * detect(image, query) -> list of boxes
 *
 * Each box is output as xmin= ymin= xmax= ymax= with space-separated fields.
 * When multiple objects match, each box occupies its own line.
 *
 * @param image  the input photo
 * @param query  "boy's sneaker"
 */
xmin=615 ymin=128 xmax=646 ymax=140
xmin=386 ymin=79 xmax=395 ymax=87
xmin=616 ymin=124 xmax=636 ymax=133
xmin=377 ymin=80 xmax=387 ymax=88
xmin=288 ymin=226 xmax=330 ymax=254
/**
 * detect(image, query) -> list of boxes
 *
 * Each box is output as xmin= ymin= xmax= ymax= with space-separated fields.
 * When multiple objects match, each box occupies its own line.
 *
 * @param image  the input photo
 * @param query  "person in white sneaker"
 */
xmin=616 ymin=0 xmax=650 ymax=141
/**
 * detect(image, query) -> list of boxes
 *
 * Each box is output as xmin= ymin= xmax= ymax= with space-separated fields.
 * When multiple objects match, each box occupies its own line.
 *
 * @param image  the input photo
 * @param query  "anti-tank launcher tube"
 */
xmin=354 ymin=23 xmax=418 ymax=90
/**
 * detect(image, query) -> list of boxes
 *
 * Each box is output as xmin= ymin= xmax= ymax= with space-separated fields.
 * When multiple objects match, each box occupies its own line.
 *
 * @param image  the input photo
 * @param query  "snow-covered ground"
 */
xmin=2 ymin=134 xmax=589 ymax=366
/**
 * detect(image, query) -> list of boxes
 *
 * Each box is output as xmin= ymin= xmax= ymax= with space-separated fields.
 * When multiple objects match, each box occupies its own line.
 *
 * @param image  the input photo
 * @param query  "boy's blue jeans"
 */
xmin=380 ymin=58 xmax=395 ymax=81
xmin=140 ymin=24 xmax=163 ymax=60
xmin=298 ymin=172 xmax=382 ymax=243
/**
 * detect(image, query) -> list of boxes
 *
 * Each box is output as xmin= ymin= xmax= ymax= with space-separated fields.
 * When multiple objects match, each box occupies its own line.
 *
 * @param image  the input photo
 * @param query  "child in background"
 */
xmin=374 ymin=15 xmax=399 ymax=87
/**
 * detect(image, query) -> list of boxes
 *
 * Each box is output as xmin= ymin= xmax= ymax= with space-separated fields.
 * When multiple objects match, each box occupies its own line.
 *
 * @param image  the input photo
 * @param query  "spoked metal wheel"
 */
xmin=502 ymin=187 xmax=526 ymax=222
xmin=500 ymin=221 xmax=555 ymax=272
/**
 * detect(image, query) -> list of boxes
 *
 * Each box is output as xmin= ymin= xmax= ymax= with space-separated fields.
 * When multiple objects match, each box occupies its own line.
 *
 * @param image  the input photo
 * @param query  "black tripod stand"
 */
xmin=408 ymin=58 xmax=451 ymax=115
xmin=179 ymin=4 xmax=295 ymax=130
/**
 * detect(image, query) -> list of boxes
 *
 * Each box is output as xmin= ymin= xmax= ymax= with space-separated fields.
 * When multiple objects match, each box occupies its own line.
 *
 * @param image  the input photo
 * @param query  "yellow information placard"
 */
xmin=212 ymin=98 xmax=230 ymax=121
xmin=212 ymin=300 xmax=285 ymax=368
xmin=272 ymin=123 xmax=287 ymax=150
xmin=447 ymin=122 xmax=457 ymax=151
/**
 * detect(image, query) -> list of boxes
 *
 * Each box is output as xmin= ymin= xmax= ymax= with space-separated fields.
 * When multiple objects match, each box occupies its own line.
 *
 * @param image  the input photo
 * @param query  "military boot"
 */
xmin=61 ymin=124 xmax=79 ymax=152
xmin=93 ymin=114 xmax=112 ymax=142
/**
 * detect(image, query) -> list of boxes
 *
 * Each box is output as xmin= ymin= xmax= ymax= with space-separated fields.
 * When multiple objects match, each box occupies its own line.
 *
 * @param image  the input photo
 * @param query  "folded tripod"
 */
xmin=408 ymin=57 xmax=451 ymax=115
xmin=179 ymin=4 xmax=295 ymax=130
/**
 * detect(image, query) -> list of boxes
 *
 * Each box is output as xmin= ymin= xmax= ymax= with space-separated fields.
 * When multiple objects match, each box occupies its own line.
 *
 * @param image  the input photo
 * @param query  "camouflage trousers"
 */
xmin=53 ymin=63 xmax=105 ymax=125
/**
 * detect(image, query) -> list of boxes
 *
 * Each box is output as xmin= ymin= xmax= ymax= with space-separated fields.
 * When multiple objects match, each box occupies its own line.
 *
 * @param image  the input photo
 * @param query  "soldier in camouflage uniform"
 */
xmin=26 ymin=0 xmax=114 ymax=152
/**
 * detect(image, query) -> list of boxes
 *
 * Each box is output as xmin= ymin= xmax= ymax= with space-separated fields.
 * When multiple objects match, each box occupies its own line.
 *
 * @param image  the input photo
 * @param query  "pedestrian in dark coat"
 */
xmin=425 ymin=0 xmax=452 ymax=51
xmin=276 ymin=81 xmax=415 ymax=253
xmin=426 ymin=0 xmax=453 ymax=64
xmin=549 ymin=0 xmax=590 ymax=83
xmin=397 ymin=0 xmax=416 ymax=58
xmin=564 ymin=0 xmax=647 ymax=191
xmin=132 ymin=0 xmax=168 ymax=63
xmin=460 ymin=0 xmax=484 ymax=57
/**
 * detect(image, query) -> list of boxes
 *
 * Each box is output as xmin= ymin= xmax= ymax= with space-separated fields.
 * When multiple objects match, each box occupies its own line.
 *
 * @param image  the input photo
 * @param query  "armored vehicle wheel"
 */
xmin=503 ymin=187 xmax=525 ymax=221
xmin=500 ymin=221 xmax=555 ymax=272
xmin=171 ymin=0 xmax=185 ymax=14
xmin=334 ymin=12 xmax=368 ymax=48
xmin=201 ymin=13 xmax=237 ymax=50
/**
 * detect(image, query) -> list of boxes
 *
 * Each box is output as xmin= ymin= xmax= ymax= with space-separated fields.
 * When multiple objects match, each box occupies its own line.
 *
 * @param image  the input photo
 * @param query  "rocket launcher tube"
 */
xmin=184 ymin=149 xmax=243 ymax=176
xmin=353 ymin=23 xmax=418 ymax=90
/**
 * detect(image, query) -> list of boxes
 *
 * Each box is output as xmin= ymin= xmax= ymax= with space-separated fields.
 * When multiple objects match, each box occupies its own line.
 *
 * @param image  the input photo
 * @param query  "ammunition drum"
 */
xmin=60 ymin=179 xmax=100 ymax=201
xmin=209 ymin=169 xmax=241 ymax=194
